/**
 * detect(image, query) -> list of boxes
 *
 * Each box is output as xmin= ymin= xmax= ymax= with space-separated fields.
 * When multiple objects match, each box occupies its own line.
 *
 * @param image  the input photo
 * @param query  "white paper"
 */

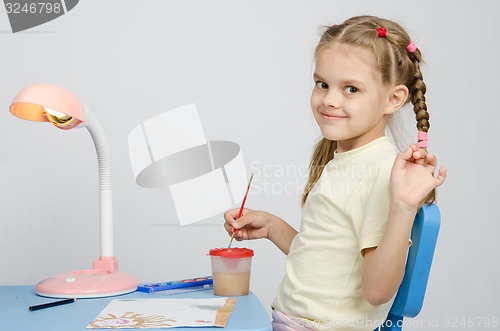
xmin=87 ymin=297 xmax=229 ymax=329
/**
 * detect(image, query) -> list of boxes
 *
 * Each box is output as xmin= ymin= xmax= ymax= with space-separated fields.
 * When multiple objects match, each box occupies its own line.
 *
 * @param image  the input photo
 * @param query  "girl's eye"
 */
xmin=344 ymin=86 xmax=358 ymax=94
xmin=315 ymin=81 xmax=329 ymax=90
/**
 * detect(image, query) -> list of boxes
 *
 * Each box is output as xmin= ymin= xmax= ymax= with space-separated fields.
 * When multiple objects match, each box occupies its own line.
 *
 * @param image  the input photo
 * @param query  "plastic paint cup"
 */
xmin=208 ymin=248 xmax=254 ymax=296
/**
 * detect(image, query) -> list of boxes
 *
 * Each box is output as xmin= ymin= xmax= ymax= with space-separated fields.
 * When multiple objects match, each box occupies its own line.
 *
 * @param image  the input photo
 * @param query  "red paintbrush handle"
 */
xmin=232 ymin=174 xmax=254 ymax=233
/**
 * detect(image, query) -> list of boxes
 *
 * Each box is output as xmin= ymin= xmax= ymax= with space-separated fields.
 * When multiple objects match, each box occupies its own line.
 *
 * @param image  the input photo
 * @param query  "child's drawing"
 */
xmin=87 ymin=297 xmax=235 ymax=329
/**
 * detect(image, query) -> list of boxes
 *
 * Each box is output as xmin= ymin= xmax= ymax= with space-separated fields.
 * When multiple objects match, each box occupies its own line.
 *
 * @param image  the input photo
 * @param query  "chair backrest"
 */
xmin=380 ymin=204 xmax=441 ymax=331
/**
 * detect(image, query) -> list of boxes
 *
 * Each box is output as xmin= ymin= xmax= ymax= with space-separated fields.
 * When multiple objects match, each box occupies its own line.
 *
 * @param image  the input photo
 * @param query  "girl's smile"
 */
xmin=320 ymin=112 xmax=348 ymax=120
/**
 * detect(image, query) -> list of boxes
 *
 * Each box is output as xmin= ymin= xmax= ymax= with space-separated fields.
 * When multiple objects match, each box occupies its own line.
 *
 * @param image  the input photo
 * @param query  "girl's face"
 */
xmin=311 ymin=44 xmax=394 ymax=153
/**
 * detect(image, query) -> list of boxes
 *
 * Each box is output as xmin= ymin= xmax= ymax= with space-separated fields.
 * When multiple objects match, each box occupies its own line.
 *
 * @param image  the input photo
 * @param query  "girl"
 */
xmin=224 ymin=16 xmax=446 ymax=331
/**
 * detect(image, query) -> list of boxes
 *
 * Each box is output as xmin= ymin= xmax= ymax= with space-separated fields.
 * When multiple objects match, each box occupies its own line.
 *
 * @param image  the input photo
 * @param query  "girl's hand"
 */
xmin=390 ymin=144 xmax=447 ymax=210
xmin=224 ymin=208 xmax=298 ymax=254
xmin=224 ymin=208 xmax=277 ymax=241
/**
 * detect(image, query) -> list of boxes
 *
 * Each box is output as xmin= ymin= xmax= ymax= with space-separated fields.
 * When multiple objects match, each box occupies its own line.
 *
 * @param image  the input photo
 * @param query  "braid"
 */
xmin=408 ymin=51 xmax=435 ymax=206
xmin=409 ymin=53 xmax=430 ymax=132
xmin=378 ymin=23 xmax=437 ymax=206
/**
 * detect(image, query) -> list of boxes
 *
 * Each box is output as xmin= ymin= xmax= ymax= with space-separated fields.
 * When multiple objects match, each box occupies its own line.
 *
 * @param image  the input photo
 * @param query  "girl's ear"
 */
xmin=384 ymin=85 xmax=409 ymax=115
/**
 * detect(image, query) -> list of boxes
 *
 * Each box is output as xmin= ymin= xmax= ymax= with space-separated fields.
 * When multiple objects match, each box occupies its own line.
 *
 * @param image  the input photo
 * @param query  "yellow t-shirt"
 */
xmin=273 ymin=137 xmax=398 ymax=331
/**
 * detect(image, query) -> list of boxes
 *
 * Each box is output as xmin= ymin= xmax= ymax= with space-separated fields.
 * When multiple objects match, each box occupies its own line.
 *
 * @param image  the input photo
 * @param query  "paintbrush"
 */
xmin=228 ymin=174 xmax=254 ymax=248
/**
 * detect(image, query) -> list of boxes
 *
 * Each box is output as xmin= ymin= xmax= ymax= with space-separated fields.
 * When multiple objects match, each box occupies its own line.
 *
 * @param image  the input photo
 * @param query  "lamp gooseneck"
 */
xmin=84 ymin=113 xmax=114 ymax=260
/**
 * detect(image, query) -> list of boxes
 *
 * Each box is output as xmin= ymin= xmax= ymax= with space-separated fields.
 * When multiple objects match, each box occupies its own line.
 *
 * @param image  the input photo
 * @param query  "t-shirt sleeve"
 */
xmin=358 ymin=160 xmax=393 ymax=253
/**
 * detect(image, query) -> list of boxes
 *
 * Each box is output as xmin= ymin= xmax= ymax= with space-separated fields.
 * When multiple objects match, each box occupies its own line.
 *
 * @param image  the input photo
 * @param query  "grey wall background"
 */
xmin=1 ymin=1 xmax=498 ymax=329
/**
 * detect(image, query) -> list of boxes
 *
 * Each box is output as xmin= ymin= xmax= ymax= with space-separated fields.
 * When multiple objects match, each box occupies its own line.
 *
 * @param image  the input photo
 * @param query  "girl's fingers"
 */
xmin=413 ymin=147 xmax=426 ymax=165
xmin=223 ymin=209 xmax=239 ymax=223
xmin=394 ymin=146 xmax=414 ymax=169
xmin=424 ymin=153 xmax=437 ymax=173
xmin=435 ymin=166 xmax=447 ymax=187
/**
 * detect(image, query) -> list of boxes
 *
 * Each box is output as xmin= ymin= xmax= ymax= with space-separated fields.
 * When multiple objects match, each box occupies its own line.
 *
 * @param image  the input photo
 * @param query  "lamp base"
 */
xmin=35 ymin=269 xmax=138 ymax=299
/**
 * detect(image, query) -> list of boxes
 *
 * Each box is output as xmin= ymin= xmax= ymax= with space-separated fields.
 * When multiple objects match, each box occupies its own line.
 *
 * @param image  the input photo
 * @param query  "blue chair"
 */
xmin=380 ymin=204 xmax=441 ymax=331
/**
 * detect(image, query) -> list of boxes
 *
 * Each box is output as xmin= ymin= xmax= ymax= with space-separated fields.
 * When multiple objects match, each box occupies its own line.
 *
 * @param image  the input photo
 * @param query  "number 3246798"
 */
xmin=443 ymin=316 xmax=499 ymax=328
xmin=5 ymin=2 xmax=62 ymax=14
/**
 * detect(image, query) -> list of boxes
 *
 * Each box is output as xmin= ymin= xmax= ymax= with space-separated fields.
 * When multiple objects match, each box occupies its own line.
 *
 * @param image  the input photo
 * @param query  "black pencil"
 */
xmin=29 ymin=298 xmax=76 ymax=311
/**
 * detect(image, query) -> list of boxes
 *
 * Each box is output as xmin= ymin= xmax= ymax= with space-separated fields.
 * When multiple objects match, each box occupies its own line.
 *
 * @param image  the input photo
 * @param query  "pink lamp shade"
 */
xmin=10 ymin=83 xmax=86 ymax=130
xmin=10 ymin=83 xmax=138 ymax=298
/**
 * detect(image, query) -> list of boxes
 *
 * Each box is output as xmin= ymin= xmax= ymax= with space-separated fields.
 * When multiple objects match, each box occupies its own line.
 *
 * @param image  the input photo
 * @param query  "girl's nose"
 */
xmin=323 ymin=89 xmax=340 ymax=108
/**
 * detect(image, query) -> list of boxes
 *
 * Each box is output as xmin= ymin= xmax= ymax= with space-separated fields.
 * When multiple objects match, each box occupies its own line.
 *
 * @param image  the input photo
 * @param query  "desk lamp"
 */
xmin=10 ymin=83 xmax=138 ymax=298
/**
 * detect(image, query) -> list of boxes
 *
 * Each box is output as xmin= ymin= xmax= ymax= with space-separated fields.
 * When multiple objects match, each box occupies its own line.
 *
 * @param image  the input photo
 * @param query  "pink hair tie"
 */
xmin=417 ymin=131 xmax=428 ymax=148
xmin=376 ymin=27 xmax=387 ymax=37
xmin=406 ymin=41 xmax=417 ymax=53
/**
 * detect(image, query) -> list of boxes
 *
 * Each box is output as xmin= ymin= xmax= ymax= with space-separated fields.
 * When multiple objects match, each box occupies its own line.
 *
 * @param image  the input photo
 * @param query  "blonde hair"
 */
xmin=302 ymin=15 xmax=435 ymax=206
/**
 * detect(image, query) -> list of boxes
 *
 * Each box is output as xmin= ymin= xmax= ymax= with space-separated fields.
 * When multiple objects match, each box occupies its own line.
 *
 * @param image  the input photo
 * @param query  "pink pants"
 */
xmin=272 ymin=310 xmax=314 ymax=331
